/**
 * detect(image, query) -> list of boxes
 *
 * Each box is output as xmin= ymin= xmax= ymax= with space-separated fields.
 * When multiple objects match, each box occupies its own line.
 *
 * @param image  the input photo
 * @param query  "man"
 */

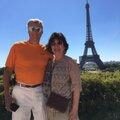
xmin=3 ymin=19 xmax=52 ymax=120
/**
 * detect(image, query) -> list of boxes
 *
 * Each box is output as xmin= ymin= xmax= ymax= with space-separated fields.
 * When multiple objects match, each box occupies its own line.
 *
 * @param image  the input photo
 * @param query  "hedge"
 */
xmin=0 ymin=71 xmax=120 ymax=120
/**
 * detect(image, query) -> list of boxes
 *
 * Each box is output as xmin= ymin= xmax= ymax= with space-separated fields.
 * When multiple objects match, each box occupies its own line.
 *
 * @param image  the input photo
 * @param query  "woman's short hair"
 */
xmin=46 ymin=32 xmax=69 ymax=54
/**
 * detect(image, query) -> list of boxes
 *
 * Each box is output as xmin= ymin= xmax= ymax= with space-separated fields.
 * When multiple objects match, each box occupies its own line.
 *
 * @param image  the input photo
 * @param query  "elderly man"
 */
xmin=3 ymin=19 xmax=52 ymax=120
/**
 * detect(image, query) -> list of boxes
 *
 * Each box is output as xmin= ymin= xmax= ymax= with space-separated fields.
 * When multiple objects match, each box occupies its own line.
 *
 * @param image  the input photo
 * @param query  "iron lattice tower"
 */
xmin=80 ymin=1 xmax=105 ymax=70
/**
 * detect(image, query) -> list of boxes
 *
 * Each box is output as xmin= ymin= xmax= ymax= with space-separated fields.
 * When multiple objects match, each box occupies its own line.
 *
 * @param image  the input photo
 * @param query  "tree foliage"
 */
xmin=0 ymin=67 xmax=4 ymax=76
xmin=104 ymin=61 xmax=120 ymax=71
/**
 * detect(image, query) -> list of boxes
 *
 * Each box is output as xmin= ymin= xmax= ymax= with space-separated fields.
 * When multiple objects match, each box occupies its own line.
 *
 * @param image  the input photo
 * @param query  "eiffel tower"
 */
xmin=80 ymin=1 xmax=105 ymax=70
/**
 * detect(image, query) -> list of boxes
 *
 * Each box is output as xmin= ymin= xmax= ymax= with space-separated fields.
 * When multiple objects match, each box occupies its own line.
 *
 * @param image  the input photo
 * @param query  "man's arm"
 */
xmin=3 ymin=67 xmax=13 ymax=111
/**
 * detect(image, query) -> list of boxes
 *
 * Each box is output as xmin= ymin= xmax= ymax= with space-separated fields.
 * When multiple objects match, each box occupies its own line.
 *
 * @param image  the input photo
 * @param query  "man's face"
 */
xmin=28 ymin=21 xmax=43 ymax=43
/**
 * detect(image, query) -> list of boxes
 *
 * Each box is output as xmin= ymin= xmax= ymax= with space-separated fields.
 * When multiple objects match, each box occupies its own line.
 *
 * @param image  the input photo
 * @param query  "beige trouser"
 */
xmin=47 ymin=107 xmax=79 ymax=120
xmin=12 ymin=85 xmax=47 ymax=120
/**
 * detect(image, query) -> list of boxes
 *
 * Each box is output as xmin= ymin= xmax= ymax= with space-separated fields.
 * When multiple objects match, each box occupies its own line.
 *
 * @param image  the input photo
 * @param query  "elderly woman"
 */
xmin=43 ymin=32 xmax=82 ymax=120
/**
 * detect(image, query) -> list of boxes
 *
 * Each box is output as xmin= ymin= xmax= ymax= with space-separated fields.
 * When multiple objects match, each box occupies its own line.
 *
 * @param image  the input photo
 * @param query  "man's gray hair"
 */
xmin=27 ymin=18 xmax=43 ymax=26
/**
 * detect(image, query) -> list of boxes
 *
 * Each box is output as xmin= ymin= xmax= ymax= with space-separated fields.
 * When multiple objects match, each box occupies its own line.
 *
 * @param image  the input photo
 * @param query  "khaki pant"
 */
xmin=12 ymin=85 xmax=47 ymax=120
xmin=47 ymin=107 xmax=79 ymax=120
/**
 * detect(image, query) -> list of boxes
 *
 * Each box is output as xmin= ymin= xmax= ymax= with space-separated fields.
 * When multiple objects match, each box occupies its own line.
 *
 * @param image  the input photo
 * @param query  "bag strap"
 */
xmin=49 ymin=60 xmax=55 ymax=83
xmin=43 ymin=59 xmax=55 ymax=86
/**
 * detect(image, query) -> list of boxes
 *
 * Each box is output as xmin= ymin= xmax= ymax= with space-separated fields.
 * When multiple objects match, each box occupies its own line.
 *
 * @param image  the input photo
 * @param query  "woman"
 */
xmin=43 ymin=32 xmax=82 ymax=120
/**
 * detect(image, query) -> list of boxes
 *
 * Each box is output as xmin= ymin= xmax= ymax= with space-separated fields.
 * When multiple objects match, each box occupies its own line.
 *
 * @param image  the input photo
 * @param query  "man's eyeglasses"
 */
xmin=28 ymin=26 xmax=42 ymax=32
xmin=51 ymin=41 xmax=63 ymax=46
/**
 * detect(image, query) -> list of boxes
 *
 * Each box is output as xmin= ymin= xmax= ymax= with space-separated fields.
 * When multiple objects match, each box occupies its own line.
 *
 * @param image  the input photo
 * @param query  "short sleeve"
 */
xmin=5 ymin=44 xmax=16 ymax=72
xmin=69 ymin=60 xmax=82 ymax=92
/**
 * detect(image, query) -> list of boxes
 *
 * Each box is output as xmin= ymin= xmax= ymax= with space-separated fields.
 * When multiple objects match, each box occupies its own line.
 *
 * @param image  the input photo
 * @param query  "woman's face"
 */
xmin=51 ymin=39 xmax=65 ymax=55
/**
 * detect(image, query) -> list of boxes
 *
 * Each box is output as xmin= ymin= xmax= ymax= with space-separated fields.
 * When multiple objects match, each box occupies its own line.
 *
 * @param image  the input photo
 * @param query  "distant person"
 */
xmin=3 ymin=18 xmax=52 ymax=120
xmin=43 ymin=32 xmax=82 ymax=120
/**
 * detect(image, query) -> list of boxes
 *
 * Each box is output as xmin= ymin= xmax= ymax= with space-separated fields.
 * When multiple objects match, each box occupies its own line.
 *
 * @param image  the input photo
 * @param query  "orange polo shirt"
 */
xmin=5 ymin=41 xmax=52 ymax=85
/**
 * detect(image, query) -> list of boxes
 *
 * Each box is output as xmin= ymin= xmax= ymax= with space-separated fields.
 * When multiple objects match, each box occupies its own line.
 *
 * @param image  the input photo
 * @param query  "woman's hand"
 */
xmin=69 ymin=108 xmax=78 ymax=120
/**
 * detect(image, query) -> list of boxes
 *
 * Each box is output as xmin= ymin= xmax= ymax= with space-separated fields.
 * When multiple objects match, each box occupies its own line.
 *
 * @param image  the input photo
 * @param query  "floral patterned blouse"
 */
xmin=43 ymin=55 xmax=82 ymax=99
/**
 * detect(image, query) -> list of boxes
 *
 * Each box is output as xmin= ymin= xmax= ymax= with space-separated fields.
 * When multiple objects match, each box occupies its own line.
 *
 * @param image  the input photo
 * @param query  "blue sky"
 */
xmin=0 ymin=0 xmax=120 ymax=67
